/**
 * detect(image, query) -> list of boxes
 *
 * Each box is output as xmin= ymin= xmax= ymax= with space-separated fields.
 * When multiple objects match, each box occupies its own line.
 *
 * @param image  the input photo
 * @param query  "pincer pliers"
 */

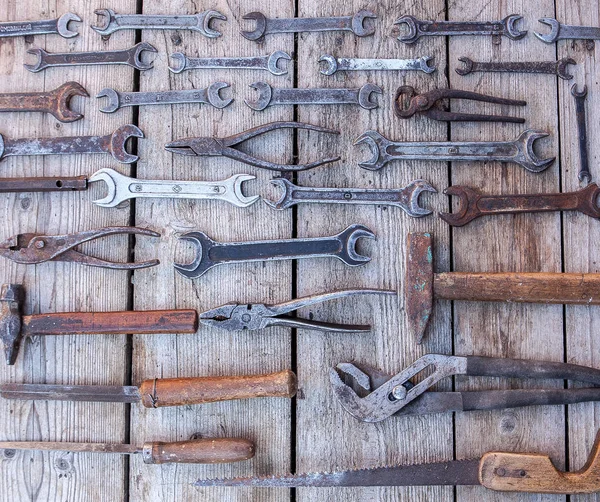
xmin=165 ymin=121 xmax=341 ymax=172
xmin=0 ymin=227 xmax=160 ymax=269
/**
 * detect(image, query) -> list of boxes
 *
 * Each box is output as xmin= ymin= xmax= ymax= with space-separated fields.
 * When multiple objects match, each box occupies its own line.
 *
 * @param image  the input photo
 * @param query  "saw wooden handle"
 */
xmin=142 ymin=438 xmax=255 ymax=464
xmin=138 ymin=370 xmax=297 ymax=408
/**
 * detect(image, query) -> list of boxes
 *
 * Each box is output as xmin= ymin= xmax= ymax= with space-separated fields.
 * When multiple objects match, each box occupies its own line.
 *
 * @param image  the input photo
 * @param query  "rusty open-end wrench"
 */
xmin=0 ymin=82 xmax=87 ymax=123
xmin=169 ymin=51 xmax=290 ymax=75
xmin=25 ymin=42 xmax=157 ymax=72
xmin=572 ymin=85 xmax=590 ymax=183
xmin=456 ymin=57 xmax=576 ymax=80
xmin=440 ymin=184 xmax=600 ymax=226
xmin=0 ymin=13 xmax=80 ymax=38
xmin=535 ymin=18 xmax=600 ymax=43
xmin=174 ymin=224 xmax=374 ymax=279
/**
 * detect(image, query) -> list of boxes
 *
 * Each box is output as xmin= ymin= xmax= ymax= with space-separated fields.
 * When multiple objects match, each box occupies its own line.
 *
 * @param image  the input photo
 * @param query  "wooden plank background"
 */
xmin=0 ymin=0 xmax=598 ymax=501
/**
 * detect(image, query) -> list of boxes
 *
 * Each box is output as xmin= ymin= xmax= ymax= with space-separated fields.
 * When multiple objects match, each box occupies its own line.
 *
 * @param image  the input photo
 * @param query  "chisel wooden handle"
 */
xmin=138 ymin=370 xmax=297 ymax=407
xmin=142 ymin=438 xmax=255 ymax=464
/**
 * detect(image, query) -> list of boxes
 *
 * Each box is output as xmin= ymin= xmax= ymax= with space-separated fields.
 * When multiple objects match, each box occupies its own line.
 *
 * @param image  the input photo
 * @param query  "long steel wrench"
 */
xmin=0 ymin=13 xmax=80 ymax=38
xmin=169 ymin=51 xmax=290 ymax=75
xmin=319 ymin=55 xmax=435 ymax=75
xmin=572 ymin=85 xmax=590 ymax=183
xmin=456 ymin=57 xmax=576 ymax=80
xmin=535 ymin=18 xmax=600 ymax=43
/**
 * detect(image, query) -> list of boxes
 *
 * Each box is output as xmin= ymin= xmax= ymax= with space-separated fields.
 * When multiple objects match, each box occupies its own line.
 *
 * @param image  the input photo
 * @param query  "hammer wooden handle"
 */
xmin=138 ymin=370 xmax=297 ymax=407
xmin=142 ymin=438 xmax=255 ymax=464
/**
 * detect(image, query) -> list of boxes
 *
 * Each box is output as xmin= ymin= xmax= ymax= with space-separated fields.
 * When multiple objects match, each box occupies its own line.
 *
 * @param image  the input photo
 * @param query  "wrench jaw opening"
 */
xmin=439 ymin=186 xmax=478 ymax=227
xmin=129 ymin=42 xmax=157 ymax=71
xmin=418 ymin=56 xmax=436 ymax=74
xmin=335 ymin=225 xmax=375 ymax=266
xmin=354 ymin=130 xmax=392 ymax=171
xmin=96 ymin=88 xmax=120 ymax=113
xmin=357 ymin=84 xmax=382 ymax=110
xmin=534 ymin=18 xmax=560 ymax=43
xmin=267 ymin=51 xmax=292 ymax=76
xmin=515 ymin=130 xmax=555 ymax=173
xmin=52 ymin=81 xmax=88 ymax=123
xmin=318 ymin=55 xmax=338 ymax=76
xmin=329 ymin=365 xmax=383 ymax=422
xmin=245 ymin=82 xmax=272 ymax=111
xmin=393 ymin=15 xmax=419 ymax=44
xmin=503 ymin=14 xmax=527 ymax=40
xmin=57 ymin=12 xmax=81 ymax=38
xmin=404 ymin=180 xmax=437 ymax=217
xmin=455 ymin=57 xmax=474 ymax=76
xmin=207 ymin=82 xmax=233 ymax=109
xmin=241 ymin=12 xmax=267 ymax=41
xmin=89 ymin=168 xmax=128 ymax=208
xmin=24 ymin=48 xmax=47 ymax=73
xmin=168 ymin=53 xmax=187 ymax=74
xmin=109 ymin=125 xmax=144 ymax=164
xmin=91 ymin=9 xmax=115 ymax=36
xmin=351 ymin=10 xmax=377 ymax=37
xmin=556 ymin=58 xmax=576 ymax=80
xmin=197 ymin=10 xmax=227 ymax=38
xmin=225 ymin=174 xmax=260 ymax=208
xmin=173 ymin=231 xmax=217 ymax=280
xmin=263 ymin=178 xmax=293 ymax=210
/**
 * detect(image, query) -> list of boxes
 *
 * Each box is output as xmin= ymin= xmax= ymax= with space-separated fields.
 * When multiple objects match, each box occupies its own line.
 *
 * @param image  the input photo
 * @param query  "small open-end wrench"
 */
xmin=92 ymin=9 xmax=226 ymax=38
xmin=25 ymin=42 xmax=157 ymax=73
xmin=264 ymin=178 xmax=436 ymax=217
xmin=169 ymin=51 xmax=291 ymax=76
xmin=456 ymin=57 xmax=576 ymax=80
xmin=89 ymin=168 xmax=258 ymax=209
xmin=97 ymin=83 xmax=232 ymax=113
xmin=174 ymin=224 xmax=374 ymax=279
xmin=535 ymin=18 xmax=600 ymax=43
xmin=394 ymin=14 xmax=527 ymax=44
xmin=0 ymin=13 xmax=80 ymax=38
xmin=440 ymin=184 xmax=600 ymax=226
xmin=0 ymin=82 xmax=88 ymax=123
xmin=319 ymin=55 xmax=435 ymax=75
xmin=572 ymin=85 xmax=590 ymax=184
xmin=0 ymin=124 xmax=143 ymax=164
xmin=245 ymin=82 xmax=382 ymax=111
xmin=241 ymin=10 xmax=376 ymax=41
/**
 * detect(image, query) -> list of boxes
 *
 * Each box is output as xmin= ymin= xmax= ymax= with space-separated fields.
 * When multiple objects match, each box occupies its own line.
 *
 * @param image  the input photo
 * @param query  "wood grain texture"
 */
xmin=144 ymin=438 xmax=255 ymax=464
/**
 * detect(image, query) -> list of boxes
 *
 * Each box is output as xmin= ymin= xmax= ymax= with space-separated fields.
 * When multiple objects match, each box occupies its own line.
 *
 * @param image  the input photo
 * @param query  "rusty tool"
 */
xmin=355 ymin=129 xmax=555 ymax=172
xmin=440 ymin=183 xmax=600 ymax=226
xmin=404 ymin=232 xmax=600 ymax=342
xmin=97 ymin=82 xmax=232 ymax=113
xmin=169 ymin=51 xmax=291 ymax=75
xmin=394 ymin=14 xmax=527 ymax=44
xmin=174 ymin=224 xmax=374 ymax=280
xmin=0 ymin=175 xmax=88 ymax=193
xmin=456 ymin=57 xmax=576 ymax=80
xmin=92 ymin=9 xmax=226 ymax=38
xmin=264 ymin=178 xmax=436 ymax=216
xmin=572 ymin=84 xmax=591 ymax=183
xmin=319 ymin=55 xmax=435 ymax=75
xmin=200 ymin=289 xmax=395 ymax=332
xmin=394 ymin=86 xmax=526 ymax=122
xmin=195 ymin=429 xmax=600 ymax=494
xmin=331 ymin=354 xmax=600 ymax=423
xmin=0 ymin=283 xmax=198 ymax=365
xmin=0 ymin=124 xmax=143 ymax=164
xmin=165 ymin=121 xmax=340 ymax=172
xmin=0 ymin=437 xmax=254 ymax=465
xmin=0 ymin=81 xmax=87 ymax=123
xmin=0 ymin=13 xmax=80 ymax=38
xmin=246 ymin=82 xmax=382 ymax=111
xmin=25 ymin=42 xmax=157 ymax=72
xmin=241 ymin=10 xmax=376 ymax=41
xmin=535 ymin=18 xmax=600 ymax=43
xmin=0 ymin=227 xmax=159 ymax=270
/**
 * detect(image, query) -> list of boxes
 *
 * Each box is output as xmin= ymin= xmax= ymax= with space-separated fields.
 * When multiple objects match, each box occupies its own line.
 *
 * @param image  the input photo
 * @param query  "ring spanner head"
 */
xmin=57 ymin=12 xmax=82 ymax=38
xmin=534 ymin=18 xmax=560 ymax=43
xmin=109 ymin=124 xmax=144 ymax=163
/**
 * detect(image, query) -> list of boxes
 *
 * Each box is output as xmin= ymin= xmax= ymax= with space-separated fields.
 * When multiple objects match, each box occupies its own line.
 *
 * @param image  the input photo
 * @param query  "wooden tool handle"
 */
xmin=138 ymin=370 xmax=297 ymax=408
xmin=142 ymin=438 xmax=255 ymax=464
xmin=0 ymin=176 xmax=88 ymax=192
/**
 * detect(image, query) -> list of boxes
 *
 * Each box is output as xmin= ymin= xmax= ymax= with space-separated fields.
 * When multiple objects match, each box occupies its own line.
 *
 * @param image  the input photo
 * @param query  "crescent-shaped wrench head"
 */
xmin=207 ymin=82 xmax=233 ymax=108
xmin=89 ymin=168 xmax=127 ymax=208
xmin=357 ymin=84 xmax=382 ymax=110
xmin=241 ymin=11 xmax=267 ymax=41
xmin=393 ymin=15 xmax=419 ymax=43
xmin=197 ymin=10 xmax=227 ymax=38
xmin=245 ymin=82 xmax=272 ymax=111
xmin=513 ymin=130 xmax=555 ymax=173
xmin=128 ymin=42 xmax=157 ymax=70
xmin=96 ymin=88 xmax=120 ymax=113
xmin=534 ymin=17 xmax=560 ymax=43
xmin=351 ymin=10 xmax=377 ymax=37
xmin=23 ymin=48 xmax=48 ymax=72
xmin=267 ymin=51 xmax=292 ymax=76
xmin=318 ymin=54 xmax=338 ymax=75
xmin=168 ymin=52 xmax=187 ymax=74
xmin=50 ymin=81 xmax=88 ymax=123
xmin=503 ymin=14 xmax=527 ymax=40
xmin=109 ymin=124 xmax=144 ymax=163
xmin=57 ymin=12 xmax=81 ymax=38
xmin=354 ymin=130 xmax=392 ymax=171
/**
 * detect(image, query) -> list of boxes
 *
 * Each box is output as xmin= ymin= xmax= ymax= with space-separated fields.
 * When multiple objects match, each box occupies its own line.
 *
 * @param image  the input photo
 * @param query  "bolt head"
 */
xmin=34 ymin=240 xmax=45 ymax=249
xmin=391 ymin=385 xmax=407 ymax=400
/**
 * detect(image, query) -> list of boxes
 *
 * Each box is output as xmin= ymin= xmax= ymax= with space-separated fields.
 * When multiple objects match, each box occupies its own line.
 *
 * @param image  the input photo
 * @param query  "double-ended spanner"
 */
xmin=572 ymin=85 xmax=590 ymax=183
xmin=169 ymin=51 xmax=291 ymax=76
xmin=319 ymin=55 xmax=435 ymax=75
xmin=535 ymin=18 xmax=600 ymax=43
xmin=0 ymin=13 xmax=80 ymax=38
xmin=456 ymin=57 xmax=576 ymax=80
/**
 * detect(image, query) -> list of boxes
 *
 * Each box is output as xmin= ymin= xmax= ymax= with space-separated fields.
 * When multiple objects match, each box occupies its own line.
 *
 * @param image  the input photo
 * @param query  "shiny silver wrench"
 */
xmin=0 ymin=13 xmax=80 ymax=38
xmin=169 ymin=51 xmax=291 ymax=76
xmin=535 ymin=18 xmax=600 ymax=43
xmin=319 ymin=55 xmax=435 ymax=75
xmin=89 ymin=168 xmax=258 ymax=208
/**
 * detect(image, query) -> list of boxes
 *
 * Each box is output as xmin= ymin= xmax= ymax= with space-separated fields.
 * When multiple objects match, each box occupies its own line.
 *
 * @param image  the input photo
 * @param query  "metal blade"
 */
xmin=193 ymin=459 xmax=481 ymax=487
xmin=0 ymin=441 xmax=140 ymax=455
xmin=0 ymin=383 xmax=141 ymax=403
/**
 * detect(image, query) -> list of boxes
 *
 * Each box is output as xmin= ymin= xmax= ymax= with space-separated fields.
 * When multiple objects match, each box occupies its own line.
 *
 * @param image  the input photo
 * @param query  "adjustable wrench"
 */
xmin=89 ymin=168 xmax=258 ymax=208
xmin=25 ymin=42 xmax=157 ymax=72
xmin=319 ymin=55 xmax=435 ymax=75
xmin=535 ymin=18 xmax=600 ymax=43
xmin=264 ymin=178 xmax=436 ymax=217
xmin=169 ymin=51 xmax=290 ymax=76
xmin=174 ymin=224 xmax=375 ymax=279
xmin=97 ymin=83 xmax=232 ymax=113
xmin=245 ymin=82 xmax=382 ymax=111
xmin=572 ymin=85 xmax=590 ymax=183
xmin=456 ymin=57 xmax=576 ymax=80
xmin=0 ymin=13 xmax=80 ymax=38
xmin=355 ymin=130 xmax=555 ymax=173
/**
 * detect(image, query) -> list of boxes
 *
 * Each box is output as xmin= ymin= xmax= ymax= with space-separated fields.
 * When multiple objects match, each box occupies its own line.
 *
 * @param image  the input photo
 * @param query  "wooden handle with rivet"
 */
xmin=142 ymin=438 xmax=255 ymax=464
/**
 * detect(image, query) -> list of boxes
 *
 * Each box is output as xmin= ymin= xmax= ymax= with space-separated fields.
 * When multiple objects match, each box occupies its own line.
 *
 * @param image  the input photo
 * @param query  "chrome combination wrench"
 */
xmin=169 ymin=51 xmax=291 ymax=76
xmin=0 ymin=12 xmax=80 ymax=38
xmin=319 ymin=55 xmax=435 ymax=75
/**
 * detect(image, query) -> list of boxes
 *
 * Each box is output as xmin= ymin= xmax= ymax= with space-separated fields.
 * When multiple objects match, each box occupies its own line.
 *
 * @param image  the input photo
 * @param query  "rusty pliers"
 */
xmin=165 ymin=121 xmax=340 ymax=172
xmin=0 ymin=227 xmax=160 ymax=269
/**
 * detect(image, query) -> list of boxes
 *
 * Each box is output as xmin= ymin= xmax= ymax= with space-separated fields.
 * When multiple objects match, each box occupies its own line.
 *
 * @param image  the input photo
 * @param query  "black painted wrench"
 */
xmin=572 ymin=85 xmax=590 ymax=183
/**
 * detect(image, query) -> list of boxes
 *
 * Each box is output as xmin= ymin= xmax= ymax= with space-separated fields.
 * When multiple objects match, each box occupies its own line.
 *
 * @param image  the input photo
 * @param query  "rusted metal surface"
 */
xmin=456 ymin=57 xmax=576 ymax=80
xmin=535 ymin=18 xmax=600 ymax=43
xmin=0 ymin=176 xmax=88 ymax=193
xmin=0 ymin=12 xmax=80 ymax=38
xmin=168 ymin=51 xmax=291 ymax=75
xmin=572 ymin=84 xmax=590 ymax=183
xmin=405 ymin=232 xmax=434 ymax=344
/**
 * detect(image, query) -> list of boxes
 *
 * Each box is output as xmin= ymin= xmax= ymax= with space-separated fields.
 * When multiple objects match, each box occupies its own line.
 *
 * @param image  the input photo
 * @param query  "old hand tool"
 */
xmin=0 ymin=227 xmax=159 ymax=270
xmin=0 ymin=81 xmax=87 ymax=123
xmin=331 ymin=354 xmax=600 ymax=423
xmin=89 ymin=168 xmax=258 ymax=208
xmin=165 ymin=121 xmax=340 ymax=172
xmin=25 ymin=42 xmax=157 ymax=72
xmin=246 ymin=82 xmax=382 ymax=111
xmin=200 ymin=289 xmax=395 ymax=332
xmin=535 ymin=18 xmax=600 ymax=43
xmin=0 ymin=124 xmax=143 ymax=164
xmin=174 ymin=224 xmax=374 ymax=280
xmin=405 ymin=232 xmax=600 ymax=342
xmin=169 ymin=51 xmax=291 ymax=75
xmin=195 ymin=429 xmax=600 ymax=494
xmin=241 ymin=10 xmax=376 ymax=41
xmin=92 ymin=9 xmax=226 ymax=38
xmin=0 ymin=370 xmax=296 ymax=407
xmin=572 ymin=85 xmax=591 ymax=183
xmin=1 ymin=437 xmax=254 ymax=465
xmin=0 ymin=13 xmax=80 ymax=38
xmin=264 ymin=178 xmax=436 ymax=216
xmin=0 ymin=175 xmax=88 ymax=193
xmin=355 ymin=129 xmax=554 ymax=172
xmin=394 ymin=14 xmax=526 ymax=44
xmin=0 ymin=283 xmax=197 ymax=365
xmin=319 ymin=55 xmax=435 ymax=75
xmin=456 ymin=57 xmax=576 ymax=80
xmin=97 ymin=82 xmax=232 ymax=113
xmin=394 ymin=86 xmax=526 ymax=122
xmin=440 ymin=183 xmax=600 ymax=226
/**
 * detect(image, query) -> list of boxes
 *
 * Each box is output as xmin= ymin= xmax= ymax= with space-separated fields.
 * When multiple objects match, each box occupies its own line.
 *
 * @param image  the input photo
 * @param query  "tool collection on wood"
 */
xmin=1 ymin=5 xmax=599 ymax=496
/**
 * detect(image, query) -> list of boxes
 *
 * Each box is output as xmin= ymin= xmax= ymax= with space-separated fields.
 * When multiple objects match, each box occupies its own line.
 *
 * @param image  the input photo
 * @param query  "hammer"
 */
xmin=0 ymin=284 xmax=198 ymax=365
xmin=406 ymin=233 xmax=600 ymax=343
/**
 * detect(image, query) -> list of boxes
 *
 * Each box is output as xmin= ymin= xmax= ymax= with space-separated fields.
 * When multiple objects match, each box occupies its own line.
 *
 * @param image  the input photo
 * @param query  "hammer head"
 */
xmin=0 ymin=284 xmax=24 ymax=365
xmin=405 ymin=233 xmax=433 ymax=344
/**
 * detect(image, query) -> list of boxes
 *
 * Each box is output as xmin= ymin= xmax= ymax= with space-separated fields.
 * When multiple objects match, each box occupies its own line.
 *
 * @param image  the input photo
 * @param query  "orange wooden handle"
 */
xmin=143 ymin=438 xmax=255 ymax=464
